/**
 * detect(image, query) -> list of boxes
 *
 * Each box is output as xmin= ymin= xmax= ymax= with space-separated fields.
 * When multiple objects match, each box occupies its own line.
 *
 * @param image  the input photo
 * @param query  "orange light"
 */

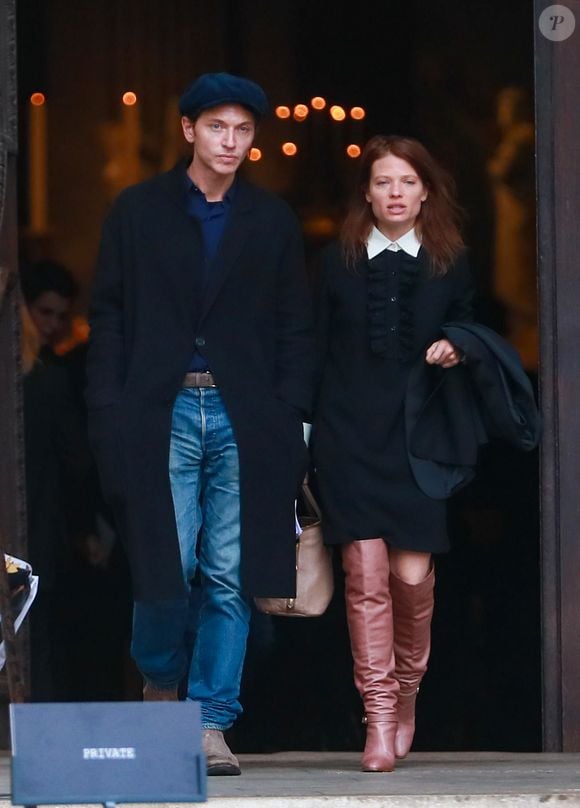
xmin=346 ymin=144 xmax=362 ymax=158
xmin=303 ymin=215 xmax=337 ymax=238
xmin=249 ymin=147 xmax=262 ymax=162
xmin=282 ymin=142 xmax=298 ymax=156
xmin=122 ymin=91 xmax=138 ymax=106
xmin=30 ymin=92 xmax=45 ymax=106
xmin=350 ymin=106 xmax=366 ymax=120
xmin=275 ymin=106 xmax=291 ymax=119
xmin=293 ymin=104 xmax=309 ymax=121
xmin=330 ymin=105 xmax=346 ymax=121
xmin=311 ymin=96 xmax=326 ymax=110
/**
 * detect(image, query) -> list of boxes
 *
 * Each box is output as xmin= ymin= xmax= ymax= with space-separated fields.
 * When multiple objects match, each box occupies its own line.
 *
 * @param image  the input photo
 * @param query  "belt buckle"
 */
xmin=182 ymin=371 xmax=217 ymax=388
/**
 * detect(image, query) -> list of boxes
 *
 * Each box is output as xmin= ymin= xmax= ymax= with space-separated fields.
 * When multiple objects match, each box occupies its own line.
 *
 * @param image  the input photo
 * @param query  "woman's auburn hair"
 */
xmin=340 ymin=134 xmax=465 ymax=275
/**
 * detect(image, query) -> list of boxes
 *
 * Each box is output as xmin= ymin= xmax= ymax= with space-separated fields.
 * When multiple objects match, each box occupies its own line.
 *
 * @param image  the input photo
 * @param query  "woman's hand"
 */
xmin=425 ymin=339 xmax=462 ymax=368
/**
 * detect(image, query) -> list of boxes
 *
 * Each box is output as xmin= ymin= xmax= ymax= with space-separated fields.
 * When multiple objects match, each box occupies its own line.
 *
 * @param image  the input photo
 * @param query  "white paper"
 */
xmin=0 ymin=555 xmax=39 ymax=670
xmin=295 ymin=501 xmax=303 ymax=537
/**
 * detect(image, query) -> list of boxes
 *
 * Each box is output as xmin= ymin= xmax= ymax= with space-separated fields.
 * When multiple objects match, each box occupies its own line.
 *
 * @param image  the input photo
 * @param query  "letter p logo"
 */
xmin=539 ymin=5 xmax=576 ymax=41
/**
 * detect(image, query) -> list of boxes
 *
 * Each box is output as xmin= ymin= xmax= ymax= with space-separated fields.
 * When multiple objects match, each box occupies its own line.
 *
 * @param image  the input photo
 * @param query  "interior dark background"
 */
xmin=15 ymin=0 xmax=540 ymax=752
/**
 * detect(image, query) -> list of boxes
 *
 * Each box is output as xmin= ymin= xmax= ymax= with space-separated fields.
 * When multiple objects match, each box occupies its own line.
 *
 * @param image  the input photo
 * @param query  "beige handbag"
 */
xmin=254 ymin=482 xmax=334 ymax=617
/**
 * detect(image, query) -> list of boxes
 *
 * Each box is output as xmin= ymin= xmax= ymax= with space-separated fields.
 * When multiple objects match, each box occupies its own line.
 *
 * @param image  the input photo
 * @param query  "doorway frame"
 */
xmin=535 ymin=0 xmax=580 ymax=752
xmin=1 ymin=0 xmax=580 ymax=750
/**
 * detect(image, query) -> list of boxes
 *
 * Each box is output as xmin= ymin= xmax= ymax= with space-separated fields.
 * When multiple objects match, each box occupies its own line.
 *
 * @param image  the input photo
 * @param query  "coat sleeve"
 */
xmin=273 ymin=219 xmax=316 ymax=418
xmin=310 ymin=247 xmax=333 ymax=416
xmin=47 ymin=364 xmax=96 ymax=539
xmin=85 ymin=197 xmax=128 ymax=410
xmin=49 ymin=365 xmax=93 ymax=479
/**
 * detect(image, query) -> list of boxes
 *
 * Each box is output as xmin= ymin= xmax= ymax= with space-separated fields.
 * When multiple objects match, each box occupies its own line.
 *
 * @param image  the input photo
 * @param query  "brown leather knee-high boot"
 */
xmin=390 ymin=566 xmax=435 ymax=759
xmin=342 ymin=539 xmax=399 ymax=772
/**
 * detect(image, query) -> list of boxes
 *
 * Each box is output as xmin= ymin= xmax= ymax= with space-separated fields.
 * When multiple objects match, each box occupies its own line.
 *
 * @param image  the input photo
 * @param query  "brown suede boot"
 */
xmin=390 ymin=566 xmax=435 ymax=759
xmin=202 ymin=729 xmax=241 ymax=776
xmin=342 ymin=538 xmax=399 ymax=773
xmin=142 ymin=682 xmax=179 ymax=701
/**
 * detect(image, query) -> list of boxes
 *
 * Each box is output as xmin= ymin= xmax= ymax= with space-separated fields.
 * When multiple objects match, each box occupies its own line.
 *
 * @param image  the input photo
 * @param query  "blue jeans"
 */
xmin=131 ymin=388 xmax=251 ymax=730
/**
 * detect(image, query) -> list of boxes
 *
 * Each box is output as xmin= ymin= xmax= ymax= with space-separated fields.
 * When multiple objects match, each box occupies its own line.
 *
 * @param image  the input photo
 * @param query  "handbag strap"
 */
xmin=300 ymin=480 xmax=322 ymax=521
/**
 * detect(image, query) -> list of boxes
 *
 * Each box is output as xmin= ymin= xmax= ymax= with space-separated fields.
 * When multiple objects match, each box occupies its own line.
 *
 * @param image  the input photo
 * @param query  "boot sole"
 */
xmin=207 ymin=763 xmax=241 ymax=776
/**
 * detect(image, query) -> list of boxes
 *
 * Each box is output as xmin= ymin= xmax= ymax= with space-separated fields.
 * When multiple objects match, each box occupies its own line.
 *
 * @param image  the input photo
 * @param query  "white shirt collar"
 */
xmin=366 ymin=226 xmax=422 ymax=259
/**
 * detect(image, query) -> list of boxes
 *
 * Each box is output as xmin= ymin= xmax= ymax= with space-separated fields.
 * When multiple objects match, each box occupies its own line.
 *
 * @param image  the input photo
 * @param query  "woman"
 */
xmin=311 ymin=135 xmax=474 ymax=772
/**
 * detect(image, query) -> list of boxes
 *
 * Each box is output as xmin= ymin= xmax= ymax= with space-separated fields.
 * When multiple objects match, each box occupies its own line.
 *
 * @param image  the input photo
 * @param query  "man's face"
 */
xmin=27 ymin=291 xmax=71 ymax=346
xmin=181 ymin=104 xmax=256 ymax=180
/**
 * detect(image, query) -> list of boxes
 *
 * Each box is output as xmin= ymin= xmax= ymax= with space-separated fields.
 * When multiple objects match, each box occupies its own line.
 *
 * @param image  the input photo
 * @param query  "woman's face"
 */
xmin=365 ymin=153 xmax=428 ymax=240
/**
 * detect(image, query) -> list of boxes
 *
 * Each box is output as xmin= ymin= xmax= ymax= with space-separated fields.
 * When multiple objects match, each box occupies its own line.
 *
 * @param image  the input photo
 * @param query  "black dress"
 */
xmin=311 ymin=241 xmax=474 ymax=552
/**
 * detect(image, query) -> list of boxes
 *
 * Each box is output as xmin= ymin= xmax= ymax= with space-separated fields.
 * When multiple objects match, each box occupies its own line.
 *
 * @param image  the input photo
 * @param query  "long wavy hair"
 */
xmin=341 ymin=135 xmax=465 ymax=275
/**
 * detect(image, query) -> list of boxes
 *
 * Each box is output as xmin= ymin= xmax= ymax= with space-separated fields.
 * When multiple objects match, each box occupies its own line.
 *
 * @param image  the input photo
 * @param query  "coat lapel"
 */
xmin=160 ymin=158 xmax=212 ymax=322
xmin=158 ymin=163 xmax=258 ymax=323
xmin=158 ymin=158 xmax=194 ymax=218
xmin=199 ymin=178 xmax=256 ymax=322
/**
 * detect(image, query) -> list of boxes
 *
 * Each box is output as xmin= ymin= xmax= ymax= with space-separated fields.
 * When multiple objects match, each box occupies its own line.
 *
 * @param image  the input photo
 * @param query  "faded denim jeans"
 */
xmin=131 ymin=387 xmax=251 ymax=730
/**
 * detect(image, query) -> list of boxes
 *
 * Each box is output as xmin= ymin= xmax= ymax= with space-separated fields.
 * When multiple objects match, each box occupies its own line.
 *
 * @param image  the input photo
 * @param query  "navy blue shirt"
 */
xmin=185 ymin=174 xmax=235 ymax=372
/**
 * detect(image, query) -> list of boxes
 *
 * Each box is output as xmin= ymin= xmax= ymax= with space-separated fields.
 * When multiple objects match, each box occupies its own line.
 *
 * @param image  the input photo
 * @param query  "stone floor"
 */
xmin=1 ymin=750 xmax=580 ymax=807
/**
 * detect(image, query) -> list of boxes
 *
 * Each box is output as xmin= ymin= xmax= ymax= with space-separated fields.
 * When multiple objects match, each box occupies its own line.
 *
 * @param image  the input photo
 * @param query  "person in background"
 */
xmin=20 ymin=258 xmax=132 ymax=701
xmin=20 ymin=303 xmax=93 ymax=700
xmin=20 ymin=260 xmax=78 ymax=362
xmin=311 ymin=135 xmax=474 ymax=772
xmin=86 ymin=72 xmax=314 ymax=775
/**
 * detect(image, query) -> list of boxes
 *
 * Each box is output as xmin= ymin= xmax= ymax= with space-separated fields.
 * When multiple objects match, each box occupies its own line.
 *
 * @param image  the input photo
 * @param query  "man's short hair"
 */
xmin=178 ymin=72 xmax=268 ymax=122
xmin=20 ymin=260 xmax=78 ymax=304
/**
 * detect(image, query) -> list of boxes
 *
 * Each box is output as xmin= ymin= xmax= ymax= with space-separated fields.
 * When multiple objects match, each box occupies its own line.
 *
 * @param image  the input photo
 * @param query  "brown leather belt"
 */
xmin=182 ymin=372 xmax=218 ymax=388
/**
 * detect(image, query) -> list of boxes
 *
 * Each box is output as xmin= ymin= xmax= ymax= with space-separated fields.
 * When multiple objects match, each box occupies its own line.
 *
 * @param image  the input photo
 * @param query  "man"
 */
xmin=86 ymin=73 xmax=314 ymax=776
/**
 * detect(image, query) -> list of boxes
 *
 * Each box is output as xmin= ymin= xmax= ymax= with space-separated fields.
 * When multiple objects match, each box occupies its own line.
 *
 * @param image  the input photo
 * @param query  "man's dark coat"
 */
xmin=86 ymin=162 xmax=314 ymax=601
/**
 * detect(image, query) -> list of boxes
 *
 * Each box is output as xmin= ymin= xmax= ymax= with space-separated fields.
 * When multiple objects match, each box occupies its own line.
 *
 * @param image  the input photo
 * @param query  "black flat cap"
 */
xmin=178 ymin=72 xmax=269 ymax=120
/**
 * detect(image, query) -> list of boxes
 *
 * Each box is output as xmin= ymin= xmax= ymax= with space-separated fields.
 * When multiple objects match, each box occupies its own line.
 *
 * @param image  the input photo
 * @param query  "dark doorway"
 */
xmin=12 ymin=0 xmax=541 ymax=751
